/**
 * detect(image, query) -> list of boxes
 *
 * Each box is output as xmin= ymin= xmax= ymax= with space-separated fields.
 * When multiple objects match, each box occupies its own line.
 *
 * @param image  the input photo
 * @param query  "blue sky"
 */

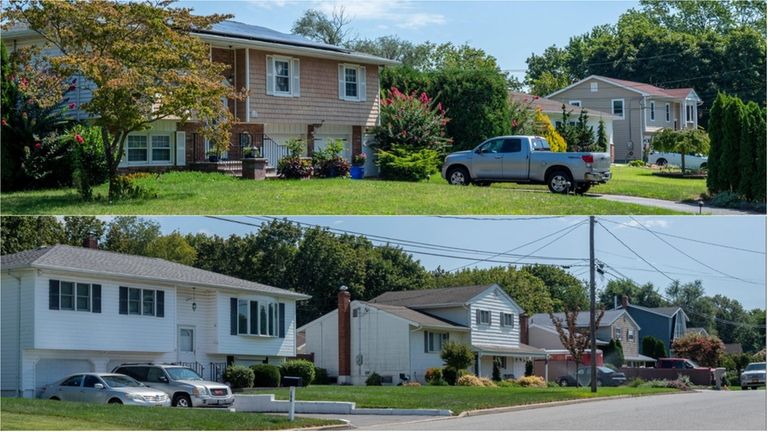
xmin=144 ymin=216 xmax=767 ymax=310
xmin=177 ymin=0 xmax=639 ymax=80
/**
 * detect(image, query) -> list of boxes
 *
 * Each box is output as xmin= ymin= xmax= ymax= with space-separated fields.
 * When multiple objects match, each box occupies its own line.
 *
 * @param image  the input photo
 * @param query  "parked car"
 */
xmin=648 ymin=151 xmax=708 ymax=170
xmin=655 ymin=358 xmax=708 ymax=370
xmin=40 ymin=373 xmax=170 ymax=406
xmin=556 ymin=366 xmax=627 ymax=387
xmin=740 ymin=362 xmax=766 ymax=390
xmin=113 ymin=363 xmax=234 ymax=407
xmin=441 ymin=135 xmax=611 ymax=193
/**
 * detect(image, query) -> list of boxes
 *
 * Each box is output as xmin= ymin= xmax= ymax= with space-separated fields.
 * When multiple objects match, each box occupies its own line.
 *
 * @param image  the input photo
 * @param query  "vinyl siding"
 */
xmin=175 ymin=286 xmax=217 ymax=365
xmin=215 ymin=290 xmax=296 ymax=358
xmin=420 ymin=306 xmax=469 ymax=327
xmin=350 ymin=301 xmax=410 ymax=385
xmin=1 ymin=270 xmax=35 ymax=395
xmin=469 ymin=288 xmax=521 ymax=347
xmin=409 ymin=330 xmax=469 ymax=383
xmin=250 ymin=49 xmax=379 ymax=126
xmin=301 ymin=310 xmax=339 ymax=376
xmin=625 ymin=307 xmax=673 ymax=350
xmin=528 ymin=324 xmax=566 ymax=350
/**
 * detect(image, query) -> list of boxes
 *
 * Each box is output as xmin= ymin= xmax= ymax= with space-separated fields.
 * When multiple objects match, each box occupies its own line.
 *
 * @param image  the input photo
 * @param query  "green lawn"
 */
xmin=1 ymin=169 xmax=687 ymax=215
xmin=483 ymin=165 xmax=708 ymax=202
xmin=244 ymin=385 xmax=677 ymax=415
xmin=0 ymin=398 xmax=340 ymax=430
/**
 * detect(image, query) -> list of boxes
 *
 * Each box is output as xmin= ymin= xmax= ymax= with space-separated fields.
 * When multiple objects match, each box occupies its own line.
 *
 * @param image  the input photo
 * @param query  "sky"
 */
xmin=142 ymin=215 xmax=767 ymax=310
xmin=176 ymin=0 xmax=639 ymax=80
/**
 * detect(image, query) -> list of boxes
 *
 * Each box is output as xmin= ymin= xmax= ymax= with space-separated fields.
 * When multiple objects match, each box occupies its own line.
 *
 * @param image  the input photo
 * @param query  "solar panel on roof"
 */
xmin=197 ymin=20 xmax=350 ymax=54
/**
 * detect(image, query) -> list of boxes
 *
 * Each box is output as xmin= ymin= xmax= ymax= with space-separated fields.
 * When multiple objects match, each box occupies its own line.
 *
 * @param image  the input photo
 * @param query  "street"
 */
xmin=330 ymin=390 xmax=767 ymax=430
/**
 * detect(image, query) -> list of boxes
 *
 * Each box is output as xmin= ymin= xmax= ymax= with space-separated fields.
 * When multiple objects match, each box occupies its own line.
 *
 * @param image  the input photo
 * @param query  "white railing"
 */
xmin=262 ymin=135 xmax=289 ymax=168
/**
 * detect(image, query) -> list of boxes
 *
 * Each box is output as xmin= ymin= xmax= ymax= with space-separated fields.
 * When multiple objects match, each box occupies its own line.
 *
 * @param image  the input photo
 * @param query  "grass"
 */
xmin=0 ymin=397 xmax=340 ymax=430
xmin=483 ymin=165 xmax=708 ymax=202
xmin=243 ymin=385 xmax=678 ymax=415
xmin=1 ymin=168 xmax=687 ymax=215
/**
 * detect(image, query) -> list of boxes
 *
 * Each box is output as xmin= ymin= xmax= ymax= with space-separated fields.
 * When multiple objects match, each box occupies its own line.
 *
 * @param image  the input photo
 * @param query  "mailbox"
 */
xmin=281 ymin=376 xmax=303 ymax=387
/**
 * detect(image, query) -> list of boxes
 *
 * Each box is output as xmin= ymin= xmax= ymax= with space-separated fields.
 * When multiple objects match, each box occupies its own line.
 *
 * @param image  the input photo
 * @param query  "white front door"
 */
xmin=177 ymin=326 xmax=196 ymax=363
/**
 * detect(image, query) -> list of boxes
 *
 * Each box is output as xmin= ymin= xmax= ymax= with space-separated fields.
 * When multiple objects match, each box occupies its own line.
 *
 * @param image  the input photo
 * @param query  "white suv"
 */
xmin=113 ymin=363 xmax=234 ymax=407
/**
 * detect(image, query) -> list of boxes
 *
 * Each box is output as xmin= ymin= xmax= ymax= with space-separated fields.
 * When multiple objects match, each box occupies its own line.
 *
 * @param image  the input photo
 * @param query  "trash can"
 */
xmin=713 ymin=368 xmax=726 ymax=390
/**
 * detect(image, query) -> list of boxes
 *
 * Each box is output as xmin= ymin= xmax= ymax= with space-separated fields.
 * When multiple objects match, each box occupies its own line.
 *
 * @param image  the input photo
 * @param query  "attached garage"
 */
xmin=36 ymin=359 xmax=93 ymax=391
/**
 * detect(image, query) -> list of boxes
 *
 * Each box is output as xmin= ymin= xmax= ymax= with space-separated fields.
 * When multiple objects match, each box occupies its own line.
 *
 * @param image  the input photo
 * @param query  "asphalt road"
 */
xmin=349 ymin=390 xmax=766 ymax=431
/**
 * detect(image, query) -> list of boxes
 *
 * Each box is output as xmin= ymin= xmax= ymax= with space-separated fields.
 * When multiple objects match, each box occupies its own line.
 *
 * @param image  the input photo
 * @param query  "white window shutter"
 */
xmin=266 ymin=55 xmax=274 ymax=95
xmin=358 ymin=66 xmax=366 ymax=102
xmin=175 ymin=131 xmax=186 ymax=166
xmin=338 ymin=64 xmax=345 ymax=99
xmin=291 ymin=58 xmax=300 ymax=97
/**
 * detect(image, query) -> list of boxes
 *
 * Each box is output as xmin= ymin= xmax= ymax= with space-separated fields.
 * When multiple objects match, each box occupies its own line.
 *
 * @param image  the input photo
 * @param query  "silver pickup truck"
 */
xmin=441 ymin=135 xmax=611 ymax=193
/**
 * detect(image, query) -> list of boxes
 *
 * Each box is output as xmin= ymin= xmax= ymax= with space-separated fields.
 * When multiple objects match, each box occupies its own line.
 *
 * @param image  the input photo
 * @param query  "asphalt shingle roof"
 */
xmin=1 ymin=245 xmax=309 ymax=299
xmin=363 ymin=302 xmax=468 ymax=330
xmin=593 ymin=75 xmax=696 ymax=99
xmin=369 ymin=285 xmax=493 ymax=307
xmin=529 ymin=310 xmax=629 ymax=328
xmin=509 ymin=92 xmax=616 ymax=117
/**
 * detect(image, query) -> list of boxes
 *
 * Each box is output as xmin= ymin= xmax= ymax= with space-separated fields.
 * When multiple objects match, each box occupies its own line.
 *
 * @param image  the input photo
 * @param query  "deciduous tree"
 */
xmin=671 ymin=333 xmax=725 ymax=367
xmin=144 ymin=231 xmax=197 ymax=266
xmin=0 ymin=216 xmax=65 ymax=254
xmin=549 ymin=307 xmax=604 ymax=384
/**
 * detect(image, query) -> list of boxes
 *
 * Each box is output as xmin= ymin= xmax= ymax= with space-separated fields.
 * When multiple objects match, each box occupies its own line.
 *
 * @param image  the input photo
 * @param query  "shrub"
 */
xmin=442 ymin=367 xmax=468 ymax=386
xmin=626 ymin=377 xmax=645 ymax=388
xmin=278 ymin=156 xmax=313 ymax=179
xmin=516 ymin=375 xmax=546 ymax=388
xmin=533 ymin=108 xmax=566 ymax=152
xmin=21 ymin=131 xmax=75 ymax=189
xmin=68 ymin=125 xmax=108 ymax=200
xmin=376 ymin=147 xmax=441 ymax=181
xmin=366 ymin=372 xmax=383 ymax=386
xmin=546 ymin=381 xmax=560 ymax=388
xmin=457 ymin=374 xmax=484 ymax=387
xmin=109 ymin=174 xmax=157 ymax=200
xmin=402 ymin=381 xmax=422 ymax=387
xmin=479 ymin=377 xmax=497 ymax=387
xmin=250 ymin=364 xmax=280 ymax=388
xmin=424 ymin=367 xmax=443 ymax=384
xmin=223 ymin=365 xmax=254 ymax=389
xmin=279 ymin=360 xmax=315 ymax=387
xmin=312 ymin=139 xmax=350 ymax=178
xmin=440 ymin=341 xmax=475 ymax=371
xmin=628 ymin=160 xmax=646 ymax=167
xmin=313 ymin=367 xmax=330 ymax=385
xmin=497 ymin=380 xmax=520 ymax=388
xmin=710 ymin=191 xmax=743 ymax=208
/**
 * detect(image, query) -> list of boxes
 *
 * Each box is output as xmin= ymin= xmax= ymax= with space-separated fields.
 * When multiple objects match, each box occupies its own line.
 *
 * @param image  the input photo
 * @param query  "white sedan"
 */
xmin=40 ymin=373 xmax=171 ymax=406
xmin=648 ymin=151 xmax=708 ymax=170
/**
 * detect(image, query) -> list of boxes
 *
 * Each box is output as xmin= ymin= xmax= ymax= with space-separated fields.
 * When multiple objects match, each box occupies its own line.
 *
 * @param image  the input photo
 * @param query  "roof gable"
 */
xmin=547 ymin=75 xmax=699 ymax=100
xmin=362 ymin=302 xmax=468 ymax=331
xmin=369 ymin=284 xmax=494 ymax=308
xmin=467 ymin=284 xmax=525 ymax=314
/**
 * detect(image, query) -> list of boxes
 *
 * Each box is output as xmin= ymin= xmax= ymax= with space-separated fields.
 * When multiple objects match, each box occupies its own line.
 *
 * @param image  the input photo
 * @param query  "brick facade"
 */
xmin=352 ymin=126 xmax=362 ymax=157
xmin=181 ymin=122 xmax=265 ymax=163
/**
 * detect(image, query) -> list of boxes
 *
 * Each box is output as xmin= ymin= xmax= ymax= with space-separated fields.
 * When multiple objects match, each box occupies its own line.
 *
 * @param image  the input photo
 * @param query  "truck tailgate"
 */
xmin=592 ymin=153 xmax=611 ymax=171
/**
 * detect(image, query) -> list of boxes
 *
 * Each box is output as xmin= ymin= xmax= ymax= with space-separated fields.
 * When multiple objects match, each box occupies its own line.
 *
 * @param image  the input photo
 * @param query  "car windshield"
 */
xmin=166 ymin=367 xmax=203 ymax=381
xmin=531 ymin=138 xmax=550 ymax=151
xmin=686 ymin=359 xmax=700 ymax=368
xmin=102 ymin=375 xmax=143 ymax=388
xmin=598 ymin=366 xmax=615 ymax=373
xmin=745 ymin=363 xmax=766 ymax=371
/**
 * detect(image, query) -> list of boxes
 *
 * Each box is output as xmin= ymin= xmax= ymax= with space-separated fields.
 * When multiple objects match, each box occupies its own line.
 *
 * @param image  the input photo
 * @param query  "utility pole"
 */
xmin=589 ymin=216 xmax=597 ymax=393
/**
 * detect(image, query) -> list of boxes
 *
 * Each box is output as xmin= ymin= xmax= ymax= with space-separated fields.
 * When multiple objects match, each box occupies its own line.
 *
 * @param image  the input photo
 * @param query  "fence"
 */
xmin=262 ymin=134 xmax=289 ymax=168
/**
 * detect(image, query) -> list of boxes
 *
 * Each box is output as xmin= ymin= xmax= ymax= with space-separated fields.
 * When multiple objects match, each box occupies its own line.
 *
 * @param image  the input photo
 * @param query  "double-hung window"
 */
xmin=649 ymin=101 xmax=656 ymax=121
xmin=614 ymin=327 xmax=622 ymax=340
xmin=127 ymin=135 xmax=148 ymax=162
xmin=612 ymin=99 xmax=625 ymax=119
xmin=151 ymin=135 xmax=171 ymax=163
xmin=501 ymin=312 xmax=514 ymax=328
xmin=477 ymin=309 xmax=492 ymax=325
xmin=338 ymin=64 xmax=366 ymax=102
xmin=665 ymin=103 xmax=671 ymax=122
xmin=231 ymin=298 xmax=283 ymax=337
xmin=119 ymin=287 xmax=164 ymax=317
xmin=49 ymin=279 xmax=101 ymax=313
xmin=424 ymin=331 xmax=449 ymax=353
xmin=627 ymin=329 xmax=635 ymax=342
xmin=267 ymin=55 xmax=300 ymax=97
xmin=686 ymin=105 xmax=694 ymax=123
xmin=126 ymin=134 xmax=172 ymax=164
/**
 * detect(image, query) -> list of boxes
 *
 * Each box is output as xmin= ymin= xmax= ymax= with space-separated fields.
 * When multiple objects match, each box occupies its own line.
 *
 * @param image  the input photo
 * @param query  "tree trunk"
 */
xmin=103 ymin=128 xmax=126 ymax=201
xmin=681 ymin=152 xmax=686 ymax=174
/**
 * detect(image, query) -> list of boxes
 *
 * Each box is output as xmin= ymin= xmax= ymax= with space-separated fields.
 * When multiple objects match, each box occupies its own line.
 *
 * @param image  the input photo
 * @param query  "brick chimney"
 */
xmin=338 ymin=286 xmax=351 ymax=379
xmin=519 ymin=313 xmax=529 ymax=345
xmin=82 ymin=234 xmax=98 ymax=249
xmin=621 ymin=295 xmax=630 ymax=308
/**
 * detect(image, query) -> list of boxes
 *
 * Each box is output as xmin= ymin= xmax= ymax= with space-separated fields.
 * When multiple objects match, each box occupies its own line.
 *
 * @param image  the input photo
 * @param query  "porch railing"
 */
xmin=175 ymin=361 xmax=205 ymax=378
xmin=262 ymin=134 xmax=289 ymax=168
xmin=209 ymin=362 xmax=227 ymax=383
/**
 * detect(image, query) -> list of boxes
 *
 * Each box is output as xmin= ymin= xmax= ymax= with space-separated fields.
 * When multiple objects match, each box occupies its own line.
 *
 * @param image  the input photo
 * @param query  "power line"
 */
xmin=597 ymin=218 xmax=766 ymax=255
xmin=652 ymin=65 xmax=762 ymax=86
xmin=596 ymin=220 xmax=676 ymax=283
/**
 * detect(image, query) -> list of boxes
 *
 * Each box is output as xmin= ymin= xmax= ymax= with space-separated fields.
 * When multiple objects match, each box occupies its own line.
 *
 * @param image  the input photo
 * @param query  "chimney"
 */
xmin=519 ymin=313 xmax=529 ymax=345
xmin=82 ymin=234 xmax=98 ymax=249
xmin=621 ymin=295 xmax=629 ymax=309
xmin=337 ymin=286 xmax=351 ymax=379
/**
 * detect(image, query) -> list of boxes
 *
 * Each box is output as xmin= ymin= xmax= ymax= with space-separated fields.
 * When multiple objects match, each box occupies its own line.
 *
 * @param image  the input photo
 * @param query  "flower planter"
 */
xmin=350 ymin=165 xmax=365 ymax=179
xmin=208 ymin=155 xmax=220 ymax=163
xmin=242 ymin=158 xmax=268 ymax=180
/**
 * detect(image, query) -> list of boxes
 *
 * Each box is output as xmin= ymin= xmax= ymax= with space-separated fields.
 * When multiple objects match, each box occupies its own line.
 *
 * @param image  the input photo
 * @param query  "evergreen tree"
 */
xmin=614 ymin=339 xmax=625 ymax=367
xmin=596 ymin=119 xmax=609 ymax=152
xmin=706 ymin=93 xmax=728 ymax=193
xmin=737 ymin=102 xmax=756 ymax=200
xmin=654 ymin=339 xmax=668 ymax=358
xmin=722 ymin=98 xmax=745 ymax=192
xmin=754 ymin=106 xmax=767 ymax=202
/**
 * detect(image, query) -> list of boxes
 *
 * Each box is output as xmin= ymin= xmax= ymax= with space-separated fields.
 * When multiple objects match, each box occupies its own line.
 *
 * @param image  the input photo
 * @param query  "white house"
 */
xmin=0 ymin=244 xmax=310 ymax=398
xmin=298 ymin=284 xmax=547 ymax=385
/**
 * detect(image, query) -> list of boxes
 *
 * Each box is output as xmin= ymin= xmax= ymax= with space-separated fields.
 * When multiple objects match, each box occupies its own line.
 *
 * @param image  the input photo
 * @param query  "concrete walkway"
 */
xmin=588 ymin=193 xmax=761 ymax=215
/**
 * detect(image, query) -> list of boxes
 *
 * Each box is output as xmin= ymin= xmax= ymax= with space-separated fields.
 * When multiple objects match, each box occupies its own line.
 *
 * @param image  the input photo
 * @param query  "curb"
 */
xmin=303 ymin=419 xmax=353 ymax=431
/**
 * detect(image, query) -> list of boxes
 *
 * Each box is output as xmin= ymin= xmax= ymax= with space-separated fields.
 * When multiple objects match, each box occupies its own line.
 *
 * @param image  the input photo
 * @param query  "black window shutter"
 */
xmin=424 ymin=332 xmax=429 ymax=353
xmin=250 ymin=301 xmax=259 ymax=335
xmin=278 ymin=303 xmax=286 ymax=338
xmin=91 ymin=284 xmax=101 ymax=313
xmin=49 ymin=280 xmax=60 ymax=310
xmin=230 ymin=298 xmax=237 ymax=335
xmin=119 ymin=287 xmax=128 ymax=314
xmin=156 ymin=290 xmax=164 ymax=317
xmin=476 ymin=310 xmax=481 ymax=325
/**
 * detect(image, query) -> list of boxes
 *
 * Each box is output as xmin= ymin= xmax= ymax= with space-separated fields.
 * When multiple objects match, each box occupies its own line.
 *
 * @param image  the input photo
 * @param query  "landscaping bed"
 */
xmin=0 ymin=398 xmax=341 ymax=430
xmin=243 ymin=385 xmax=678 ymax=415
xmin=1 ymin=170 xmax=684 ymax=215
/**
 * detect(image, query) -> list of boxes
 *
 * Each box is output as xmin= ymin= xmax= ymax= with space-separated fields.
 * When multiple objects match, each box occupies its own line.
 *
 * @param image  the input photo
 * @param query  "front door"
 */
xmin=178 ymin=326 xmax=196 ymax=363
xmin=473 ymin=138 xmax=504 ymax=178
xmin=501 ymin=137 xmax=528 ymax=179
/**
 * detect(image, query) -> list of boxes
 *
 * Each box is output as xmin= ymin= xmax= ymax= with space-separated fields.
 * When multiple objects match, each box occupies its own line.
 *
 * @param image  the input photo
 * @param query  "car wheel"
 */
xmin=547 ymin=170 xmax=573 ymax=194
xmin=173 ymin=394 xmax=193 ymax=408
xmin=108 ymin=398 xmax=123 ymax=404
xmin=446 ymin=167 xmax=471 ymax=186
xmin=49 ymin=397 xmax=60 ymax=401
xmin=656 ymin=158 xmax=668 ymax=167
xmin=558 ymin=378 xmax=569 ymax=387
xmin=575 ymin=183 xmax=591 ymax=194
xmin=752 ymin=386 xmax=758 ymax=390
xmin=700 ymin=162 xmax=707 ymax=169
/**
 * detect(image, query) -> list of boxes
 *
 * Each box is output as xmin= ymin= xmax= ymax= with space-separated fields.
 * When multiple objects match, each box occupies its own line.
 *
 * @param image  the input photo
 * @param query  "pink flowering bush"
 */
xmin=372 ymin=87 xmax=451 ymax=181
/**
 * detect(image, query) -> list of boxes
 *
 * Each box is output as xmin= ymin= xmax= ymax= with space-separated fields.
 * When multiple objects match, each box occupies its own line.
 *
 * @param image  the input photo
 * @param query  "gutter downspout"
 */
xmin=8 ymin=271 xmax=22 ymax=397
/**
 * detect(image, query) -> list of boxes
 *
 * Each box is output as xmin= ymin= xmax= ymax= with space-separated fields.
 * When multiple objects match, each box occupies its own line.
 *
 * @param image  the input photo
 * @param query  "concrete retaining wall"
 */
xmin=233 ymin=394 xmax=451 ymax=416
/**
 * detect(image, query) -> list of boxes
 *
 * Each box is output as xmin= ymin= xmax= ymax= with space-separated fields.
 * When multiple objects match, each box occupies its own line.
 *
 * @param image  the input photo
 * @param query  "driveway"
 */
xmin=351 ymin=390 xmax=766 ymax=430
xmin=589 ymin=194 xmax=759 ymax=215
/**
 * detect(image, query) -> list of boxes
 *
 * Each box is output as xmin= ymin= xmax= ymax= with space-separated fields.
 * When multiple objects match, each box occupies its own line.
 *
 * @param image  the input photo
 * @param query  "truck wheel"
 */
xmin=547 ymin=170 xmax=572 ymax=194
xmin=446 ymin=166 xmax=471 ymax=186
xmin=700 ymin=162 xmax=707 ymax=169
xmin=558 ymin=378 xmax=569 ymax=387
xmin=656 ymin=158 xmax=668 ymax=167
xmin=575 ymin=183 xmax=591 ymax=194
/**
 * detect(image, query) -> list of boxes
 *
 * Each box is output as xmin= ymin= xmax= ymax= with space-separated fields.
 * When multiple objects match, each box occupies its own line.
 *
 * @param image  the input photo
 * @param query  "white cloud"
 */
xmin=615 ymin=218 xmax=670 ymax=230
xmin=315 ymin=0 xmax=446 ymax=30
xmin=246 ymin=0 xmax=289 ymax=10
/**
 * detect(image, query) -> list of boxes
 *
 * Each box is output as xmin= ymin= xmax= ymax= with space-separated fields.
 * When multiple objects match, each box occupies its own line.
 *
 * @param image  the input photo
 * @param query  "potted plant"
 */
xmin=350 ymin=152 xmax=366 ymax=179
xmin=206 ymin=150 xmax=220 ymax=163
xmin=243 ymin=146 xmax=260 ymax=159
xmin=242 ymin=146 xmax=268 ymax=180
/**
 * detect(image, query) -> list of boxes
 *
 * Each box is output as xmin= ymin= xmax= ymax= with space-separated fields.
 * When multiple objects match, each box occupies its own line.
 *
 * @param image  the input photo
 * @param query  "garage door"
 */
xmin=36 ymin=359 xmax=93 ymax=388
xmin=314 ymin=135 xmax=351 ymax=161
